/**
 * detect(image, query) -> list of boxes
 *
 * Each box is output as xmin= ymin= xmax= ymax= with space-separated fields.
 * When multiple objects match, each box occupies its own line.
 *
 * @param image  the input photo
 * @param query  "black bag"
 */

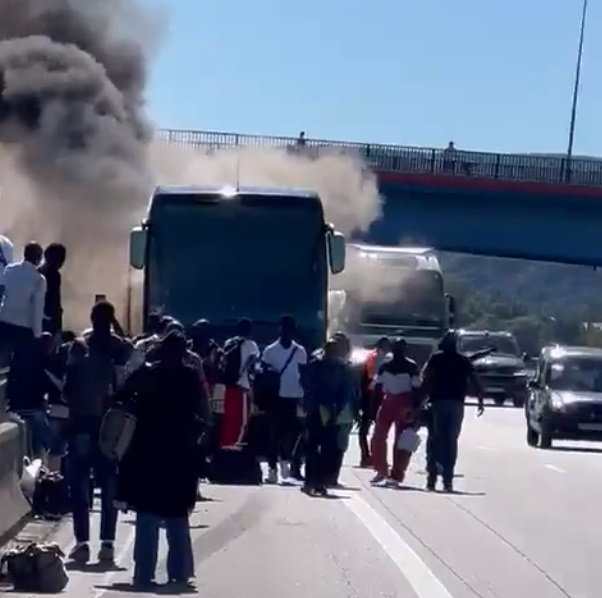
xmin=254 ymin=346 xmax=298 ymax=412
xmin=207 ymin=447 xmax=262 ymax=485
xmin=220 ymin=337 xmax=244 ymax=386
xmin=31 ymin=470 xmax=70 ymax=519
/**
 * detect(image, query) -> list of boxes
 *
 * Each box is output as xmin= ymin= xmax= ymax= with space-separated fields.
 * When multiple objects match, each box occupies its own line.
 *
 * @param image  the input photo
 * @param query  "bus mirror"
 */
xmin=129 ymin=226 xmax=147 ymax=270
xmin=328 ymin=231 xmax=346 ymax=274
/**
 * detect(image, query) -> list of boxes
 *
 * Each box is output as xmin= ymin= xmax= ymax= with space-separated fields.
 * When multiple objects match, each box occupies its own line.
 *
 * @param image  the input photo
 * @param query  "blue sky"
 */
xmin=140 ymin=0 xmax=602 ymax=156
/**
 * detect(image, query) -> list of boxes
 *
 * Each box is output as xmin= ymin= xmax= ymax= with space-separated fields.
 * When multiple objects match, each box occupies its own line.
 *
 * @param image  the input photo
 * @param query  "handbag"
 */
xmin=254 ymin=346 xmax=298 ymax=411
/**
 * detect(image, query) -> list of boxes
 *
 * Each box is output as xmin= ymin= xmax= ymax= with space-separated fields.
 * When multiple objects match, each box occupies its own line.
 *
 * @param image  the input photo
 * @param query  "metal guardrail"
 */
xmin=156 ymin=128 xmax=602 ymax=188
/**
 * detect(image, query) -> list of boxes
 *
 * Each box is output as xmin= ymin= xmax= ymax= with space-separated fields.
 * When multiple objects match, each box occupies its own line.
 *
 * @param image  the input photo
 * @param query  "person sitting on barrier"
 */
xmin=7 ymin=332 xmax=55 ymax=462
xmin=64 ymin=300 xmax=133 ymax=565
xmin=115 ymin=330 xmax=200 ymax=589
xmin=0 ymin=242 xmax=46 ymax=398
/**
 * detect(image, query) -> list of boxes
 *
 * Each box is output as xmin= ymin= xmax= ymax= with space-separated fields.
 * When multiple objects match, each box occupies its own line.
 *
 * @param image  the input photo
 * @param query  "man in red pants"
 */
xmin=370 ymin=338 xmax=422 ymax=487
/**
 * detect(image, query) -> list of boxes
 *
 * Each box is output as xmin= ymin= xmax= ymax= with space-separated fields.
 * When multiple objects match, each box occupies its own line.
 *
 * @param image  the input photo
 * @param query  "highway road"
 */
xmin=8 ymin=401 xmax=602 ymax=597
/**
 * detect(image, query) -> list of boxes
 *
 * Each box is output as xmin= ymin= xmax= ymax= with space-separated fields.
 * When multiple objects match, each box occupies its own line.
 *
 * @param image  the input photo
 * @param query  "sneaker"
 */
xmin=279 ymin=461 xmax=291 ymax=480
xmin=370 ymin=473 xmax=387 ymax=485
xmin=315 ymin=486 xmax=329 ymax=497
xmin=68 ymin=543 xmax=90 ymax=564
xmin=386 ymin=477 xmax=402 ymax=488
xmin=301 ymin=484 xmax=319 ymax=497
xmin=442 ymin=480 xmax=454 ymax=493
xmin=291 ymin=466 xmax=304 ymax=481
xmin=266 ymin=468 xmax=278 ymax=484
xmin=426 ymin=474 xmax=437 ymax=491
xmin=98 ymin=542 xmax=115 ymax=563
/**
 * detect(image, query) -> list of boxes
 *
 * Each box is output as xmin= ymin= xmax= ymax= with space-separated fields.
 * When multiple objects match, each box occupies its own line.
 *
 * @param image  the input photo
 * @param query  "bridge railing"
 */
xmin=155 ymin=129 xmax=602 ymax=187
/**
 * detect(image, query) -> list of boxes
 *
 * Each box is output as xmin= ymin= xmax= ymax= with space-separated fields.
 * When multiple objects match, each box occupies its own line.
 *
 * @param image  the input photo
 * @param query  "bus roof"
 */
xmin=152 ymin=184 xmax=320 ymax=199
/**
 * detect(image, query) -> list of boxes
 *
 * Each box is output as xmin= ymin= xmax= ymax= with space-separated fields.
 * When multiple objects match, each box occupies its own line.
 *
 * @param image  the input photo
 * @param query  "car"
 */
xmin=457 ymin=329 xmax=530 ymax=407
xmin=525 ymin=345 xmax=602 ymax=449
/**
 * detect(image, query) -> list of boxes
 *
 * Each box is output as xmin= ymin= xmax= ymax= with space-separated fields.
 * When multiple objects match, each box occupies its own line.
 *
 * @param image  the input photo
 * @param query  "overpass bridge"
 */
xmin=156 ymin=129 xmax=602 ymax=266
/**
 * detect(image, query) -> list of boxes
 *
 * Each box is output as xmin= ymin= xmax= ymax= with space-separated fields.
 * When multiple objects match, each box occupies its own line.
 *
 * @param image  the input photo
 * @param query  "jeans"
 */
xmin=134 ymin=513 xmax=194 ymax=583
xmin=0 ymin=322 xmax=34 ymax=405
xmin=267 ymin=399 xmax=301 ymax=470
xmin=426 ymin=400 xmax=465 ymax=483
xmin=68 ymin=423 xmax=118 ymax=543
xmin=14 ymin=409 xmax=50 ymax=459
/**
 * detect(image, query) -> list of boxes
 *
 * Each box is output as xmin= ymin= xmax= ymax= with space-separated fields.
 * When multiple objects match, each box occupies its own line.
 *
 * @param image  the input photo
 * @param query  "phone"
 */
xmin=94 ymin=294 xmax=107 ymax=303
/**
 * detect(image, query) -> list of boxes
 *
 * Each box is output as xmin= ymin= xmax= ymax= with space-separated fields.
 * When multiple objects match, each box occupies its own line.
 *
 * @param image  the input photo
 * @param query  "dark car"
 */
xmin=457 ymin=330 xmax=530 ymax=407
xmin=525 ymin=345 xmax=602 ymax=449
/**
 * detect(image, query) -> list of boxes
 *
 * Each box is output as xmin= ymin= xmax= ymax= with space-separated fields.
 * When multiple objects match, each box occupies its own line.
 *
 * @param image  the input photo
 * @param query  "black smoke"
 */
xmin=0 ymin=0 xmax=159 ymax=325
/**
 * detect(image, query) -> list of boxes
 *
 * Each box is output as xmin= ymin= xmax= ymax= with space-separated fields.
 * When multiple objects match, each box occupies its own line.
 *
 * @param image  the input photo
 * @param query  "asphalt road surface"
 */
xmin=8 ymin=401 xmax=602 ymax=597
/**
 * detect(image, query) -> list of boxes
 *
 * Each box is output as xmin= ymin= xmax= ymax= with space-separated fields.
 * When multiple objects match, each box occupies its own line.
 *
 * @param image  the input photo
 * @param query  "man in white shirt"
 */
xmin=0 ymin=242 xmax=46 ymax=406
xmin=262 ymin=315 xmax=308 ymax=483
xmin=0 ymin=232 xmax=14 ymax=301
xmin=0 ymin=242 xmax=46 ymax=339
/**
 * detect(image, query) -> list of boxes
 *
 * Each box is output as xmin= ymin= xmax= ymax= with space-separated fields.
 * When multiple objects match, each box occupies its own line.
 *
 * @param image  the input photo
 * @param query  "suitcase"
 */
xmin=207 ymin=446 xmax=262 ymax=486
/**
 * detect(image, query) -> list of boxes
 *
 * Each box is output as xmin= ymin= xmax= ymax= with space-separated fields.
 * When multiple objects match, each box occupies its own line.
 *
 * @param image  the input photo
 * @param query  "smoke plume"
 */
xmin=0 ymin=0 xmax=384 ymax=330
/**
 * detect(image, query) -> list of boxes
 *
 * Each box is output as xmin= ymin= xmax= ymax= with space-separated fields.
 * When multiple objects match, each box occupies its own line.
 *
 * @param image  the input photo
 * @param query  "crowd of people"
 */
xmin=0 ymin=234 xmax=486 ymax=589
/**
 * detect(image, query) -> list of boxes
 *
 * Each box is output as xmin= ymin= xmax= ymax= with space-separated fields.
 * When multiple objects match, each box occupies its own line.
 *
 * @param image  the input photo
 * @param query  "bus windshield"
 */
xmin=344 ymin=270 xmax=446 ymax=327
xmin=147 ymin=199 xmax=327 ymax=326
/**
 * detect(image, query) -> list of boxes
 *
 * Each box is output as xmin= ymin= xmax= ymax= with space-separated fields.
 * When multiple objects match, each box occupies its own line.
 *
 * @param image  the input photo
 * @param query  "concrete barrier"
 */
xmin=0 ymin=377 xmax=30 ymax=546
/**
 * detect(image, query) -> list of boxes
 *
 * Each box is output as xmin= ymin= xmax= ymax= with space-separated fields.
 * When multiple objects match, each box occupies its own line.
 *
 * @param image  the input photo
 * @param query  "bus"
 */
xmin=127 ymin=185 xmax=346 ymax=350
xmin=330 ymin=243 xmax=455 ymax=365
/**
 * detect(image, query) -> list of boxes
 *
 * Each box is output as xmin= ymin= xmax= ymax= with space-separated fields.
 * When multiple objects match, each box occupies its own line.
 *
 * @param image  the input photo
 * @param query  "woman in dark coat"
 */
xmin=115 ymin=331 xmax=203 ymax=588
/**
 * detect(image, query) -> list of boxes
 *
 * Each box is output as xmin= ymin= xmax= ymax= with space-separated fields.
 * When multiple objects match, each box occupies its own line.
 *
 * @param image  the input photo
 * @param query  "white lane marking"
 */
xmin=346 ymin=493 xmax=454 ymax=598
xmin=93 ymin=524 xmax=136 ymax=598
xmin=545 ymin=464 xmax=565 ymax=473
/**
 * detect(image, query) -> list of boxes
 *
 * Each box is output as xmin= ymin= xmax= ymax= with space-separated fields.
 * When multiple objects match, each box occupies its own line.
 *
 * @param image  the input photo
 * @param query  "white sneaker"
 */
xmin=279 ymin=461 xmax=291 ymax=480
xmin=266 ymin=469 xmax=278 ymax=484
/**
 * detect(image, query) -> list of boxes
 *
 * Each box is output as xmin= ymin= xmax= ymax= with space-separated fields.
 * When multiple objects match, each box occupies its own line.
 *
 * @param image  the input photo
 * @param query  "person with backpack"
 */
xmin=260 ymin=316 xmax=307 ymax=484
xmin=218 ymin=318 xmax=259 ymax=449
xmin=64 ymin=300 xmax=133 ymax=565
xmin=114 ymin=331 xmax=201 ymax=589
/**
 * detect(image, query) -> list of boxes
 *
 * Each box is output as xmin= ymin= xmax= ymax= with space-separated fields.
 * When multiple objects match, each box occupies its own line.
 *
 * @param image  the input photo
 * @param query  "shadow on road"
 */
xmin=96 ymin=581 xmax=197 ymax=595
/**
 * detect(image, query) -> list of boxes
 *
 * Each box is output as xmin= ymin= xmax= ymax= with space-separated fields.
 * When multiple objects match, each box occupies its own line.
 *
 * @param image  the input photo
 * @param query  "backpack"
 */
xmin=99 ymin=404 xmax=137 ymax=461
xmin=31 ymin=469 xmax=70 ymax=519
xmin=220 ymin=337 xmax=244 ymax=386
xmin=0 ymin=542 xmax=69 ymax=593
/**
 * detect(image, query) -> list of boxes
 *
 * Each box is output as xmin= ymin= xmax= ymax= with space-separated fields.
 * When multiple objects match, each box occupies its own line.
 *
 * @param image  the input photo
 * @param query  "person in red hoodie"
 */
xmin=370 ymin=338 xmax=422 ymax=487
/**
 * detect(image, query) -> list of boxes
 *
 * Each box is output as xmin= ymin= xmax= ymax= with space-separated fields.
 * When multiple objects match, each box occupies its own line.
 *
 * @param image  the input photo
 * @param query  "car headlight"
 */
xmin=550 ymin=394 xmax=565 ymax=411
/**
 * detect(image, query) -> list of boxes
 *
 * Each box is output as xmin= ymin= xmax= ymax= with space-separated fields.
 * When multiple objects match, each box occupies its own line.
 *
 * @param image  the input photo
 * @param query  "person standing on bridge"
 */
xmin=421 ymin=331 xmax=484 ymax=492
